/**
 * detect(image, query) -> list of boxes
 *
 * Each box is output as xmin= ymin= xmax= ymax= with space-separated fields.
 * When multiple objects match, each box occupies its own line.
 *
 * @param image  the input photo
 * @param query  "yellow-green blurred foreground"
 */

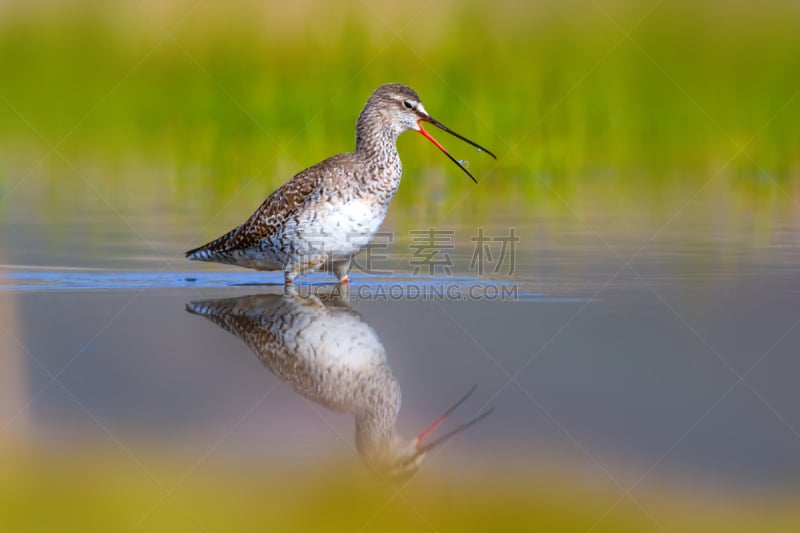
xmin=2 ymin=445 xmax=799 ymax=532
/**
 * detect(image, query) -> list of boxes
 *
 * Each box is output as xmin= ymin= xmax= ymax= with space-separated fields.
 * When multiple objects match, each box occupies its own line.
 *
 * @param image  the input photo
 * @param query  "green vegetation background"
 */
xmin=1 ymin=0 xmax=798 ymax=211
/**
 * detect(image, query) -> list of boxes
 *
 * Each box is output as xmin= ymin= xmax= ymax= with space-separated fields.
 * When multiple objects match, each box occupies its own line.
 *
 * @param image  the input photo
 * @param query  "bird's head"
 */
xmin=361 ymin=83 xmax=496 ymax=183
xmin=361 ymin=385 xmax=494 ymax=483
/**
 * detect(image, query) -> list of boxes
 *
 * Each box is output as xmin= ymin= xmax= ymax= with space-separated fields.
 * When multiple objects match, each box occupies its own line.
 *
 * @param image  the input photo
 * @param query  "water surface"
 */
xmin=1 ymin=174 xmax=799 ymax=530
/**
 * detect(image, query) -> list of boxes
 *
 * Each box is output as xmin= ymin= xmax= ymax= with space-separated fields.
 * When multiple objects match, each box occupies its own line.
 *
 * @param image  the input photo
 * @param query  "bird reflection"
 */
xmin=186 ymin=286 xmax=492 ymax=481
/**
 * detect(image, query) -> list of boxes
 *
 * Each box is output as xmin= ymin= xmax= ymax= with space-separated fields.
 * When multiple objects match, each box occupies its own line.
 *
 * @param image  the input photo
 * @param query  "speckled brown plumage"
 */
xmin=185 ymin=289 xmax=420 ymax=479
xmin=185 ymin=83 xmax=495 ymax=284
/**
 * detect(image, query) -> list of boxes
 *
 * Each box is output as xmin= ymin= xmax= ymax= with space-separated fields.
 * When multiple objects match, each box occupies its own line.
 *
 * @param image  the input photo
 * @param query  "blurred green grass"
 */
xmin=1 ymin=0 xmax=798 ymax=201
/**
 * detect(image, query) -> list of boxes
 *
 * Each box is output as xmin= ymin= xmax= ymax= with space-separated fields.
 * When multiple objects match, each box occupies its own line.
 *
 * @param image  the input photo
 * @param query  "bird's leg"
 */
xmin=284 ymin=258 xmax=325 ymax=285
xmin=332 ymin=257 xmax=352 ymax=284
xmin=283 ymin=283 xmax=298 ymax=296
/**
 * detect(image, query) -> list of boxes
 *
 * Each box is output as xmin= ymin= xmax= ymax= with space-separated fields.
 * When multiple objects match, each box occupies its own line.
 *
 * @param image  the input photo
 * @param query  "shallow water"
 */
xmin=2 ymin=172 xmax=800 ymax=529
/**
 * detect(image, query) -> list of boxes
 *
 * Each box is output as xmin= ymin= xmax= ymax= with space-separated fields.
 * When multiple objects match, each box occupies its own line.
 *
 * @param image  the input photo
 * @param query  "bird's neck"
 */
xmin=353 ymin=118 xmax=403 ymax=203
xmin=355 ymin=115 xmax=398 ymax=156
xmin=354 ymin=373 xmax=401 ymax=465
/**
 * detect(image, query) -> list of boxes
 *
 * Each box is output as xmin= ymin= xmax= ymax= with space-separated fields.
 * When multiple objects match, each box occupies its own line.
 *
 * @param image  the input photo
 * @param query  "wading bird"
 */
xmin=186 ymin=83 xmax=495 ymax=284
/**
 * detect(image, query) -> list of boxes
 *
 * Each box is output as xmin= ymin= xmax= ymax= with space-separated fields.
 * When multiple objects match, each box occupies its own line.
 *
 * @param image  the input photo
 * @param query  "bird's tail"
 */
xmin=185 ymin=245 xmax=221 ymax=262
xmin=185 ymin=228 xmax=239 ymax=262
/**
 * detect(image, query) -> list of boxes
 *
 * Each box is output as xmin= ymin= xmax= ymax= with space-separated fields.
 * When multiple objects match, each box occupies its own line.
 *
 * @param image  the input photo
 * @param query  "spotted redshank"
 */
xmin=186 ymin=288 xmax=493 ymax=480
xmin=185 ymin=83 xmax=495 ymax=284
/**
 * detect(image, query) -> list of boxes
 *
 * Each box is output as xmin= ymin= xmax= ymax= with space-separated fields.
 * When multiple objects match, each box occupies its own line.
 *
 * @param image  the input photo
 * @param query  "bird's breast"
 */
xmin=295 ymin=197 xmax=387 ymax=257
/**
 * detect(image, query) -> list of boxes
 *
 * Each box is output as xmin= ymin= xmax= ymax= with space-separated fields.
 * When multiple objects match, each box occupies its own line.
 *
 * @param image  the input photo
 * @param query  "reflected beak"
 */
xmin=414 ymin=385 xmax=495 ymax=455
xmin=416 ymin=117 xmax=496 ymax=184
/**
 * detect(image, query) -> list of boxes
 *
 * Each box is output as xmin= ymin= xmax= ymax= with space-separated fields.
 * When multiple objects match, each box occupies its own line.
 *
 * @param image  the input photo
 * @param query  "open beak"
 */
xmin=416 ymin=117 xmax=496 ymax=184
xmin=414 ymin=385 xmax=495 ymax=455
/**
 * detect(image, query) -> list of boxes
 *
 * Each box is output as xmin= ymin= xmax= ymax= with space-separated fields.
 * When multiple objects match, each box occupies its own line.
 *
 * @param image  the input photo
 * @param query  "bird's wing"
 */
xmin=185 ymin=294 xmax=344 ymax=404
xmin=185 ymin=166 xmax=322 ymax=258
xmin=234 ymin=174 xmax=319 ymax=247
xmin=185 ymin=294 xmax=309 ymax=381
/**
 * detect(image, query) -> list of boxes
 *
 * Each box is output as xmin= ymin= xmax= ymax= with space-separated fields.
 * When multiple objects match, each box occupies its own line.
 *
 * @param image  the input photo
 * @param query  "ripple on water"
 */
xmin=0 ymin=268 xmax=582 ymax=302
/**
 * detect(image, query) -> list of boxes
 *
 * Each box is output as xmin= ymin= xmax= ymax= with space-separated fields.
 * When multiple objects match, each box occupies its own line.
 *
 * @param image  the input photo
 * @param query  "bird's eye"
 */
xmin=403 ymin=100 xmax=414 ymax=109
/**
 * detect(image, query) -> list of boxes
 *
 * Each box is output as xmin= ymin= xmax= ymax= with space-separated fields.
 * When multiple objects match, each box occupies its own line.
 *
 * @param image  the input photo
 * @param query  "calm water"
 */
xmin=2 ymin=173 xmax=800 ymax=502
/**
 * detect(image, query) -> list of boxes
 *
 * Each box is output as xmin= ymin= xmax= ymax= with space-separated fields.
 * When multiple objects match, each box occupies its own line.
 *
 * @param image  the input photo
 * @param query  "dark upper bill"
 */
xmin=416 ymin=117 xmax=496 ymax=184
xmin=413 ymin=385 xmax=494 ymax=456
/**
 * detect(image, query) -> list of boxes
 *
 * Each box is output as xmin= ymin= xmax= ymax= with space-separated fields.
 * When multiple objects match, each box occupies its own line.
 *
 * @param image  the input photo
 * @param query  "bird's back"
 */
xmin=186 ymin=150 xmax=399 ymax=274
xmin=185 ymin=160 xmax=325 ymax=262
